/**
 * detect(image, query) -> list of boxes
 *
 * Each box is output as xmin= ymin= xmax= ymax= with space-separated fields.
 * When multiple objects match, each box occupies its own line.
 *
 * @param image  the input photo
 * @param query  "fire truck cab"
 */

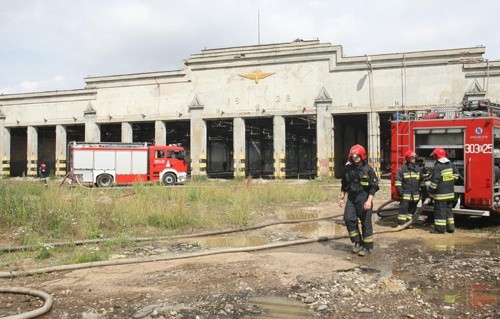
xmin=391 ymin=100 xmax=500 ymax=219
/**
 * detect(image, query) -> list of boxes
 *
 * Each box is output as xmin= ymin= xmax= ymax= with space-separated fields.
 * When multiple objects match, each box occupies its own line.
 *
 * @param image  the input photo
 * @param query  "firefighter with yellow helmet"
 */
xmin=339 ymin=144 xmax=379 ymax=256
xmin=428 ymin=148 xmax=459 ymax=234
xmin=394 ymin=150 xmax=427 ymax=228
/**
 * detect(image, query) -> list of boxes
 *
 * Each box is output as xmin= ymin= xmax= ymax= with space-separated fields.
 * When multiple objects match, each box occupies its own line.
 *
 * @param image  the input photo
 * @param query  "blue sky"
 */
xmin=1 ymin=0 xmax=499 ymax=94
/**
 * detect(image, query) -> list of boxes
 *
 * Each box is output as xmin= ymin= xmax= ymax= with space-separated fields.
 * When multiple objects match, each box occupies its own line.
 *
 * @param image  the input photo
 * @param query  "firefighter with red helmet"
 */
xmin=428 ymin=148 xmax=459 ymax=233
xmin=394 ymin=150 xmax=427 ymax=228
xmin=38 ymin=163 xmax=49 ymax=187
xmin=339 ymin=144 xmax=379 ymax=256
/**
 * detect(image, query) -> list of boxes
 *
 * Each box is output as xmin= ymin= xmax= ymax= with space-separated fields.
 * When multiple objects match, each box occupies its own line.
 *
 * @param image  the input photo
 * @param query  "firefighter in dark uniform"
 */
xmin=395 ymin=150 xmax=427 ymax=228
xmin=338 ymin=144 xmax=379 ymax=256
xmin=428 ymin=148 xmax=459 ymax=233
xmin=39 ymin=163 xmax=49 ymax=187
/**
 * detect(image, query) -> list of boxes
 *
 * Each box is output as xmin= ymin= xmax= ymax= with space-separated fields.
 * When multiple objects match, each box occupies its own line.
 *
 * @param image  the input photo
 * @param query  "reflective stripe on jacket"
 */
xmin=341 ymin=162 xmax=379 ymax=196
xmin=428 ymin=161 xmax=458 ymax=201
xmin=395 ymin=162 xmax=426 ymax=201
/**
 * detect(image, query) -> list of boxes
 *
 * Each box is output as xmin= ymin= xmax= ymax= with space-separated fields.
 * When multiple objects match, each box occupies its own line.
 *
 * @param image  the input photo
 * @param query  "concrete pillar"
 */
xmin=155 ymin=120 xmax=167 ymax=146
xmin=233 ymin=117 xmax=246 ymax=178
xmin=122 ymin=122 xmax=133 ymax=143
xmin=315 ymin=88 xmax=334 ymax=178
xmin=2 ymin=128 xmax=10 ymax=178
xmin=189 ymin=96 xmax=207 ymax=177
xmin=0 ymin=112 xmax=9 ymax=177
xmin=55 ymin=125 xmax=67 ymax=176
xmin=84 ymin=102 xmax=100 ymax=142
xmin=367 ymin=111 xmax=381 ymax=177
xmin=273 ymin=115 xmax=286 ymax=179
xmin=27 ymin=126 xmax=38 ymax=177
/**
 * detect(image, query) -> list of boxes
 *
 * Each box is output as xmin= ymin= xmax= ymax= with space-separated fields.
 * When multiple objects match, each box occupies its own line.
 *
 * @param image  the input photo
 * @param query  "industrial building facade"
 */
xmin=0 ymin=40 xmax=499 ymax=179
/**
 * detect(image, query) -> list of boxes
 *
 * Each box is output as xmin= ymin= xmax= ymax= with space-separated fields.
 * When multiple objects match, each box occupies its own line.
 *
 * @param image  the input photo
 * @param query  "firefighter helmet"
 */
xmin=431 ymin=148 xmax=446 ymax=160
xmin=404 ymin=150 xmax=417 ymax=161
xmin=40 ymin=163 xmax=46 ymax=168
xmin=349 ymin=144 xmax=367 ymax=161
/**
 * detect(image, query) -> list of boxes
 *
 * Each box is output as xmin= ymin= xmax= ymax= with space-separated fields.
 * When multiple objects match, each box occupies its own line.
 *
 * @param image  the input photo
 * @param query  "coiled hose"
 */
xmin=0 ymin=287 xmax=53 ymax=319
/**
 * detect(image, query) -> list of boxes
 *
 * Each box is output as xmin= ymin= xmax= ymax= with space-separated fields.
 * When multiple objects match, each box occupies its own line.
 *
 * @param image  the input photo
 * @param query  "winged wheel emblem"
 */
xmin=239 ymin=69 xmax=274 ymax=84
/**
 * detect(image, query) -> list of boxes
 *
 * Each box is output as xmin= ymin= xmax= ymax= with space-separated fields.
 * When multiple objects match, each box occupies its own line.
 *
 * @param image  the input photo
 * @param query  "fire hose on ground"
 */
xmin=0 ymin=199 xmax=430 ymax=318
xmin=0 ymin=287 xmax=53 ymax=319
xmin=0 ymin=199 xmax=431 ymax=278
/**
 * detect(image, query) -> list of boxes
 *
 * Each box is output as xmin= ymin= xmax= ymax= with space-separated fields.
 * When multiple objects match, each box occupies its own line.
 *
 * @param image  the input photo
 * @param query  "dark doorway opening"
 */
xmin=333 ymin=114 xmax=367 ymax=177
xmin=67 ymin=125 xmax=85 ymax=143
xmin=206 ymin=119 xmax=233 ymax=178
xmin=285 ymin=115 xmax=317 ymax=179
xmin=100 ymin=124 xmax=121 ymax=142
xmin=166 ymin=121 xmax=190 ymax=173
xmin=133 ymin=122 xmax=155 ymax=144
xmin=379 ymin=112 xmax=394 ymax=179
xmin=10 ymin=127 xmax=27 ymax=177
xmin=38 ymin=126 xmax=56 ymax=176
xmin=245 ymin=118 xmax=273 ymax=178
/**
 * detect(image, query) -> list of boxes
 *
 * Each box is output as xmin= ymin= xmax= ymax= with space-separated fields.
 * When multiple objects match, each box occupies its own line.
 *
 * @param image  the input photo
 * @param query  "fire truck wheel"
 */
xmin=162 ymin=173 xmax=176 ymax=186
xmin=96 ymin=174 xmax=114 ymax=187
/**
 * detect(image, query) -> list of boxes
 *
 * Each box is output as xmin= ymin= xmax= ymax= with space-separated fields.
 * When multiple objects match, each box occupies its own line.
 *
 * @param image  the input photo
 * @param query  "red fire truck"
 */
xmin=390 ymin=99 xmax=500 ymax=219
xmin=68 ymin=142 xmax=188 ymax=187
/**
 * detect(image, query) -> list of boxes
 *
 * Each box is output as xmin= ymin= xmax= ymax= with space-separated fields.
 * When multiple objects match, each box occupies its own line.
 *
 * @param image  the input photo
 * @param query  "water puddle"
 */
xmin=421 ymin=236 xmax=499 ymax=254
xmin=388 ymin=238 xmax=499 ymax=311
xmin=177 ymin=235 xmax=268 ymax=248
xmin=291 ymin=222 xmax=345 ymax=238
xmin=466 ymin=284 xmax=499 ymax=310
xmin=284 ymin=211 xmax=318 ymax=220
xmin=282 ymin=209 xmax=344 ymax=237
xmin=415 ymin=284 xmax=499 ymax=311
xmin=244 ymin=296 xmax=314 ymax=318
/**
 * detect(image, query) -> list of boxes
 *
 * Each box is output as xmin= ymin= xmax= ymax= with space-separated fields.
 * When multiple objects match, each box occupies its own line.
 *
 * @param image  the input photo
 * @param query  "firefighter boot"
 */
xmin=358 ymin=247 xmax=371 ymax=256
xmin=429 ymin=228 xmax=445 ymax=234
xmin=351 ymin=242 xmax=362 ymax=254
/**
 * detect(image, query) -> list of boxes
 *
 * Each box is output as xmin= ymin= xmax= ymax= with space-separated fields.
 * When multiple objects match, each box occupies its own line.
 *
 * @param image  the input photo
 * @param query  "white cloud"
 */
xmin=1 ymin=75 xmax=67 ymax=95
xmin=0 ymin=0 xmax=499 ymax=94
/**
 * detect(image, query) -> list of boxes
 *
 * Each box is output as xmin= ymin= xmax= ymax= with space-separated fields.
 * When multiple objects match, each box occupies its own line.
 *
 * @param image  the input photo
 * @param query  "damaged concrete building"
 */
xmin=0 ymin=39 xmax=499 ymax=179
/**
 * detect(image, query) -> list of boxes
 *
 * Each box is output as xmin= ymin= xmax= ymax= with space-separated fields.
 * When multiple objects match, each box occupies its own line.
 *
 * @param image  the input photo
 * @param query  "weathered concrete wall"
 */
xmin=0 ymin=40 xmax=498 ymax=178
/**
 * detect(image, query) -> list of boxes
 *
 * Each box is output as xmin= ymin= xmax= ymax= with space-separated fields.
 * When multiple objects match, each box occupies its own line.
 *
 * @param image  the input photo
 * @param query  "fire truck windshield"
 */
xmin=168 ymin=151 xmax=185 ymax=160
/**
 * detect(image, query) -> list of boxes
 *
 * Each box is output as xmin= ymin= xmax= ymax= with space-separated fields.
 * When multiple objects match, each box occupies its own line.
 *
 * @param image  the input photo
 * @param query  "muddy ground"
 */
xmin=0 ymin=188 xmax=498 ymax=319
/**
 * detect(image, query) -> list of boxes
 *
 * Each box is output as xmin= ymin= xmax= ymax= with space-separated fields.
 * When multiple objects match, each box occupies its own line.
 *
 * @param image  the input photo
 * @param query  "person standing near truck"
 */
xmin=338 ymin=144 xmax=379 ymax=256
xmin=394 ymin=150 xmax=428 ymax=228
xmin=428 ymin=148 xmax=459 ymax=234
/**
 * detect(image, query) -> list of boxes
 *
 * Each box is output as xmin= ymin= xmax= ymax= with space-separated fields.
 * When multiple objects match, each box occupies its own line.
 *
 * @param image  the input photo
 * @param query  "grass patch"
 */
xmin=71 ymin=250 xmax=110 ymax=264
xmin=0 ymin=179 xmax=338 ymax=246
xmin=35 ymin=244 xmax=54 ymax=260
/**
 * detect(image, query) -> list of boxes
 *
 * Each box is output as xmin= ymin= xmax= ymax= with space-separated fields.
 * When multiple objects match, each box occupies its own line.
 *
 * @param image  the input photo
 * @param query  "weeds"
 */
xmin=35 ymin=244 xmax=54 ymax=260
xmin=0 ymin=179 xmax=337 ymax=246
xmin=71 ymin=250 xmax=109 ymax=264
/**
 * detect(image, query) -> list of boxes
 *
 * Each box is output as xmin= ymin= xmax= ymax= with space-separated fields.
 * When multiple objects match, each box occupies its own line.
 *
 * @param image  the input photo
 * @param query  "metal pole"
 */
xmin=258 ymin=10 xmax=261 ymax=45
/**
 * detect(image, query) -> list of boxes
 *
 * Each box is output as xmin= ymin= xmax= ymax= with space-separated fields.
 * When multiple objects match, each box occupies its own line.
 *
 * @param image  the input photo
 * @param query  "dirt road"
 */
xmin=1 ymin=201 xmax=498 ymax=319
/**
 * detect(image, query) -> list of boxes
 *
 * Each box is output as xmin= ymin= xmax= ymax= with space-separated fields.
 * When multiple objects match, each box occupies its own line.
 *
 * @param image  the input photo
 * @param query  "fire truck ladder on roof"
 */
xmin=394 ymin=110 xmax=411 ymax=170
xmin=69 ymin=141 xmax=149 ymax=148
xmin=461 ymin=99 xmax=500 ymax=118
